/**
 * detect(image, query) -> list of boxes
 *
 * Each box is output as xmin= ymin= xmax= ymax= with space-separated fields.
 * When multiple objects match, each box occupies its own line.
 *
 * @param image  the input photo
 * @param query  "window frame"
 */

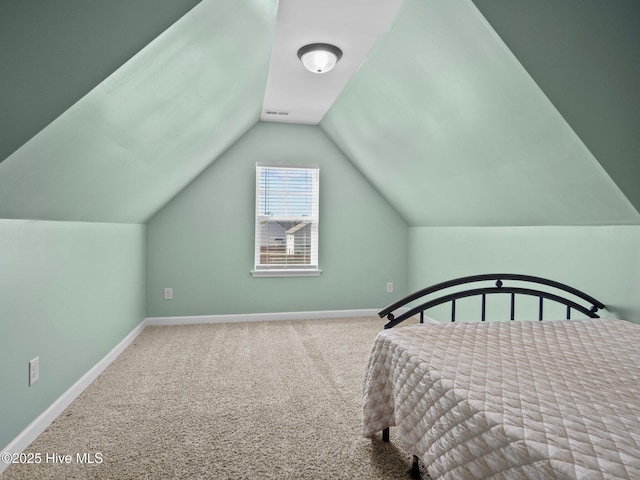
xmin=251 ymin=163 xmax=321 ymax=278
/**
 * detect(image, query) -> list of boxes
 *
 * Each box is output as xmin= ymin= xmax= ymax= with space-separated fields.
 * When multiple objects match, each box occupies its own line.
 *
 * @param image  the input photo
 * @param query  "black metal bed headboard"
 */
xmin=379 ymin=273 xmax=606 ymax=329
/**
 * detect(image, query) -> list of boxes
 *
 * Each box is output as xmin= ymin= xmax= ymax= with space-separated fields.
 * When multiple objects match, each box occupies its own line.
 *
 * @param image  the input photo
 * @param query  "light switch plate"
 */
xmin=29 ymin=357 xmax=39 ymax=385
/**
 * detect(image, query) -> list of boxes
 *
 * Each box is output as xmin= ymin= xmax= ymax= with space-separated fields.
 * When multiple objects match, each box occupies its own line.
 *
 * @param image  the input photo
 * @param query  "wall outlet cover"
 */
xmin=29 ymin=357 xmax=40 ymax=385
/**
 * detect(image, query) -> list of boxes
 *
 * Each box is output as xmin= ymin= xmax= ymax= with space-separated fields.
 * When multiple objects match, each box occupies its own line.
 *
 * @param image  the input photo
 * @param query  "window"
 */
xmin=252 ymin=163 xmax=320 ymax=277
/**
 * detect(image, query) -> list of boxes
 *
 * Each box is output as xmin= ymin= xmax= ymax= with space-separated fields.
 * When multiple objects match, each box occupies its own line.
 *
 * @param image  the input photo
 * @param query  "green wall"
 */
xmin=471 ymin=0 xmax=640 ymax=214
xmin=146 ymin=122 xmax=409 ymax=317
xmin=0 ymin=0 xmax=201 ymax=164
xmin=321 ymin=0 xmax=640 ymax=228
xmin=0 ymin=0 xmax=277 ymax=225
xmin=0 ymin=220 xmax=145 ymax=450
xmin=409 ymin=226 xmax=640 ymax=323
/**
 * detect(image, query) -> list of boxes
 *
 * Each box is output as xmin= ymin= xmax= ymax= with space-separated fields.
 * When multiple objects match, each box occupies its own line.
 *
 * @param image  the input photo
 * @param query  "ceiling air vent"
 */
xmin=264 ymin=110 xmax=290 ymax=116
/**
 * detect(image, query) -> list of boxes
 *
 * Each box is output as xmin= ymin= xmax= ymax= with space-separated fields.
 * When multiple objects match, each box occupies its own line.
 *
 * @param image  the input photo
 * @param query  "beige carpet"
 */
xmin=3 ymin=317 xmax=430 ymax=479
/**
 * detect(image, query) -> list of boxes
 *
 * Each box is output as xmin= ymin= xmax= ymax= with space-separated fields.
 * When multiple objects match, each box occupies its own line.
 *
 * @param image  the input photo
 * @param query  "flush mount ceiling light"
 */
xmin=297 ymin=43 xmax=343 ymax=74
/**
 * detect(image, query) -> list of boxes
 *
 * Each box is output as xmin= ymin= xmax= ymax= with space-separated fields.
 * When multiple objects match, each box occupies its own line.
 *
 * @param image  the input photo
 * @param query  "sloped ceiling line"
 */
xmin=0 ymin=0 xmax=279 ymax=224
xmin=0 ymin=0 xmax=638 ymax=227
xmin=320 ymin=0 xmax=639 ymax=227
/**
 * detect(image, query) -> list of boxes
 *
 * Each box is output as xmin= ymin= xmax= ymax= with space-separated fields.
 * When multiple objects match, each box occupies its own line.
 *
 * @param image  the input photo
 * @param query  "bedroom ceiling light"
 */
xmin=297 ymin=43 xmax=342 ymax=73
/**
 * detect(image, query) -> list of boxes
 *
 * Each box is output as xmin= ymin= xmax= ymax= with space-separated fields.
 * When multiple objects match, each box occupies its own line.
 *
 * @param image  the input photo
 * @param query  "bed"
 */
xmin=362 ymin=274 xmax=640 ymax=479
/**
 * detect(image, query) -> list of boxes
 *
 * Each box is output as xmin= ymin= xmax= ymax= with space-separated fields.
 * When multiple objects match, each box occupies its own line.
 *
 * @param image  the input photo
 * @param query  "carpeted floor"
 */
xmin=2 ymin=317 xmax=430 ymax=479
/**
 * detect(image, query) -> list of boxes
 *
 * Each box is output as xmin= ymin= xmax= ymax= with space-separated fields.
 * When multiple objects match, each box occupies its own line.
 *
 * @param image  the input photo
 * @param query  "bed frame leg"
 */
xmin=410 ymin=455 xmax=421 ymax=479
xmin=380 ymin=428 xmax=419 ymax=477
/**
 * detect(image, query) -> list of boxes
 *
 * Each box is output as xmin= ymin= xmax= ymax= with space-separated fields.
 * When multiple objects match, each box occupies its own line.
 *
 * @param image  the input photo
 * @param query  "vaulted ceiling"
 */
xmin=1 ymin=0 xmax=638 ymax=226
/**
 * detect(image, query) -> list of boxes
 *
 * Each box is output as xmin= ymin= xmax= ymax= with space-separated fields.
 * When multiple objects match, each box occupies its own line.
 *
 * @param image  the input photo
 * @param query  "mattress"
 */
xmin=362 ymin=318 xmax=640 ymax=479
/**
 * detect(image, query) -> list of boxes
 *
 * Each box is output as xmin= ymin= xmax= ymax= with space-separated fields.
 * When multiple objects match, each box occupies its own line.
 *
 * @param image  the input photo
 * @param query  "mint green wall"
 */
xmin=471 ymin=0 xmax=640 ymax=214
xmin=146 ymin=122 xmax=408 ymax=317
xmin=0 ymin=220 xmax=145 ymax=451
xmin=0 ymin=0 xmax=201 ymax=163
xmin=0 ymin=0 xmax=277 ymax=224
xmin=321 ymin=0 xmax=639 ymax=228
xmin=409 ymin=226 xmax=640 ymax=323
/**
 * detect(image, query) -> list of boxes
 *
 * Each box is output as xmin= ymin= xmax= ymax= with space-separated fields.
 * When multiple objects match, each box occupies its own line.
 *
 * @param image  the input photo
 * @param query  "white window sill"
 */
xmin=251 ymin=269 xmax=322 ymax=278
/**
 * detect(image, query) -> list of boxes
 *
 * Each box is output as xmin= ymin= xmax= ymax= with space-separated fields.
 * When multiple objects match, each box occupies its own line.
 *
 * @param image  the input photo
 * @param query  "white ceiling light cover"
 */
xmin=298 ymin=43 xmax=342 ymax=73
xmin=261 ymin=0 xmax=405 ymax=125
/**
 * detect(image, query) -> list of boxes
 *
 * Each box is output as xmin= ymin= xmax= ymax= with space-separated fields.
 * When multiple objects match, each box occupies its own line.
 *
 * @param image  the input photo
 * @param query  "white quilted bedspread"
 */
xmin=362 ymin=318 xmax=640 ymax=479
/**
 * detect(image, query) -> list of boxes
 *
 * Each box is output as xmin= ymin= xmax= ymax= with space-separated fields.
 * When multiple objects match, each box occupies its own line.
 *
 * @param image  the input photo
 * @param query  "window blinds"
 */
xmin=254 ymin=164 xmax=319 ymax=271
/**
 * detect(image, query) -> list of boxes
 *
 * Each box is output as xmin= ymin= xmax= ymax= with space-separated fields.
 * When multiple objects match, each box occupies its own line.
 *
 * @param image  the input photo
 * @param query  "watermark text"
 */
xmin=1 ymin=452 xmax=103 ymax=465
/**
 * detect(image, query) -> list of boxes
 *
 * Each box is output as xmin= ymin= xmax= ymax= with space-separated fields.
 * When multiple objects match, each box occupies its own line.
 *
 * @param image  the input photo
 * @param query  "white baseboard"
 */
xmin=0 ymin=320 xmax=146 ymax=475
xmin=145 ymin=308 xmax=382 ymax=326
xmin=1 ymin=307 xmax=406 ymax=474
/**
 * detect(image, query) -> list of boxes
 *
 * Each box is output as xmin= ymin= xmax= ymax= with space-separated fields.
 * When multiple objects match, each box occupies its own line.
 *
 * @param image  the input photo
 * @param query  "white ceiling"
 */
xmin=260 ymin=0 xmax=404 ymax=125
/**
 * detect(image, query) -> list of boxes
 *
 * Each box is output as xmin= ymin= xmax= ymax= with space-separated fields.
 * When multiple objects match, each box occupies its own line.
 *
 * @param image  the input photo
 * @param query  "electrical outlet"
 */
xmin=29 ymin=357 xmax=39 ymax=386
xmin=164 ymin=287 xmax=173 ymax=300
xmin=386 ymin=282 xmax=394 ymax=293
